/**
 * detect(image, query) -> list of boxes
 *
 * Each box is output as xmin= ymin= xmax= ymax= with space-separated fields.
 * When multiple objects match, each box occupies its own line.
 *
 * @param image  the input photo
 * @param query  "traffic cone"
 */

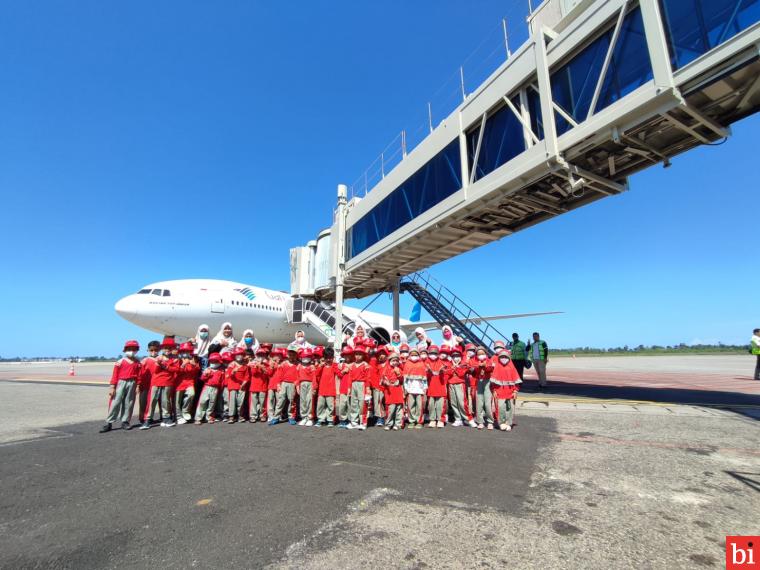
xmin=68 ymin=363 xmax=75 ymax=376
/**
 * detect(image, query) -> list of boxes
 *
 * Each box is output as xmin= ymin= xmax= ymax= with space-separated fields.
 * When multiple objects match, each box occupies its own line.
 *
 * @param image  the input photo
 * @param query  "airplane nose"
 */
xmin=115 ymin=295 xmax=140 ymax=319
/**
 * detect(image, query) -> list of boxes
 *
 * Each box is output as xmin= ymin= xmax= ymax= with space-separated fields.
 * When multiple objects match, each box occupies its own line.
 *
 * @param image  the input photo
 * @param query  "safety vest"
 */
xmin=752 ymin=336 xmax=760 ymax=356
xmin=511 ymin=340 xmax=526 ymax=360
xmin=528 ymin=340 xmax=547 ymax=361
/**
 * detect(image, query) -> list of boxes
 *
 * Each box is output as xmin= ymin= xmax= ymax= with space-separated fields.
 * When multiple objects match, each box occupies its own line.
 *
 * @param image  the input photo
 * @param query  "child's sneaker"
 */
xmin=177 ymin=418 xmax=187 ymax=425
xmin=99 ymin=423 xmax=112 ymax=433
xmin=338 ymin=422 xmax=348 ymax=429
xmin=427 ymin=421 xmax=436 ymax=428
xmin=195 ymin=420 xmax=202 ymax=425
xmin=305 ymin=419 xmax=314 ymax=427
xmin=500 ymin=423 xmax=508 ymax=431
xmin=437 ymin=421 xmax=445 ymax=428
xmin=392 ymin=426 xmax=399 ymax=430
xmin=414 ymin=424 xmax=423 ymax=429
xmin=376 ymin=418 xmax=385 ymax=427
xmin=267 ymin=418 xmax=279 ymax=426
xmin=357 ymin=424 xmax=366 ymax=431
xmin=288 ymin=418 xmax=298 ymax=425
xmin=468 ymin=419 xmax=478 ymax=428
xmin=327 ymin=422 xmax=334 ymax=428
xmin=164 ymin=420 xmax=176 ymax=427
xmin=477 ymin=423 xmax=484 ymax=430
xmin=505 ymin=424 xmax=512 ymax=431
xmin=487 ymin=423 xmax=494 ymax=430
xmin=384 ymin=426 xmax=391 ymax=431
xmin=298 ymin=419 xmax=307 ymax=426
xmin=139 ymin=421 xmax=151 ymax=430
xmin=452 ymin=420 xmax=463 ymax=427
xmin=122 ymin=422 xmax=131 ymax=430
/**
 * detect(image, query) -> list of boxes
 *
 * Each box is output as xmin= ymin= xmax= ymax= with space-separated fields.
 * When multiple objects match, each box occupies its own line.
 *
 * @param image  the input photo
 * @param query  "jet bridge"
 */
xmin=290 ymin=0 xmax=760 ymax=341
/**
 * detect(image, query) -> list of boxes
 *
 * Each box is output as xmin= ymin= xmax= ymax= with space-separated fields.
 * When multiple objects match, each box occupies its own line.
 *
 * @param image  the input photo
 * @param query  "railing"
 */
xmin=403 ymin=271 xmax=510 ymax=350
xmin=347 ymin=2 xmax=533 ymax=200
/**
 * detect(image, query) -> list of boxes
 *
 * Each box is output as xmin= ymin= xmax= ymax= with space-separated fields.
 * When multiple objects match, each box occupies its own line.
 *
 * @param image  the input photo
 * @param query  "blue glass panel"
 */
xmin=660 ymin=0 xmax=760 ymax=69
xmin=526 ymin=88 xmax=545 ymax=141
xmin=466 ymin=96 xmax=526 ymax=182
xmin=348 ymin=139 xmax=462 ymax=259
xmin=550 ymin=6 xmax=653 ymax=135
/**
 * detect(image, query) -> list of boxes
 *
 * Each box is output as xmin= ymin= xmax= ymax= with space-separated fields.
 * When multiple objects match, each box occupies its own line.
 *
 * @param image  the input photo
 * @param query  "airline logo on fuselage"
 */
xmin=234 ymin=287 xmax=257 ymax=301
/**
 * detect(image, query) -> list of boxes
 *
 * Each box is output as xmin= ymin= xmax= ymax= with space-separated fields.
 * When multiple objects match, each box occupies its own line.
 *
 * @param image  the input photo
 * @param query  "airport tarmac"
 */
xmin=0 ymin=356 xmax=759 ymax=568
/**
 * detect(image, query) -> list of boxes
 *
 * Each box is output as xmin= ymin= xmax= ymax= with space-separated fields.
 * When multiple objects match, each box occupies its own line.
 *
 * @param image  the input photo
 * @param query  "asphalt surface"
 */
xmin=1 ymin=379 xmax=759 ymax=569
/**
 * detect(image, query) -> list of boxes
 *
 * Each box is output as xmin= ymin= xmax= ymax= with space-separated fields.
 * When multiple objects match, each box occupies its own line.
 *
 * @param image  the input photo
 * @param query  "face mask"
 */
xmin=401 ymin=353 xmax=409 ymax=358
xmin=210 ymin=363 xmax=220 ymax=369
xmin=440 ymin=354 xmax=448 ymax=360
xmin=199 ymin=332 xmax=208 ymax=339
xmin=162 ymin=350 xmax=171 ymax=356
xmin=302 ymin=358 xmax=311 ymax=365
xmin=453 ymin=356 xmax=461 ymax=364
xmin=477 ymin=354 xmax=487 ymax=361
xmin=182 ymin=354 xmax=191 ymax=360
xmin=467 ymin=351 xmax=475 ymax=358
xmin=410 ymin=356 xmax=420 ymax=362
xmin=244 ymin=338 xmax=253 ymax=345
xmin=499 ymin=357 xmax=509 ymax=365
xmin=429 ymin=355 xmax=438 ymax=361
xmin=443 ymin=330 xmax=452 ymax=339
xmin=495 ymin=348 xmax=504 ymax=354
xmin=235 ymin=356 xmax=244 ymax=363
xmin=124 ymin=351 xmax=135 ymax=358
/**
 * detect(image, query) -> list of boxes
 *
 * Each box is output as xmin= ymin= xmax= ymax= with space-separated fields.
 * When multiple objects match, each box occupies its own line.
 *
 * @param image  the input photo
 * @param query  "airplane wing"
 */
xmin=400 ymin=311 xmax=563 ymax=333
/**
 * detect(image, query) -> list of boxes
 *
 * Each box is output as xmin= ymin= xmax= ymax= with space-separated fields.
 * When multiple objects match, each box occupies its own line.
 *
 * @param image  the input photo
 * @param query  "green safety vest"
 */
xmin=511 ymin=341 xmax=526 ymax=360
xmin=528 ymin=340 xmax=547 ymax=361
xmin=752 ymin=337 xmax=760 ymax=356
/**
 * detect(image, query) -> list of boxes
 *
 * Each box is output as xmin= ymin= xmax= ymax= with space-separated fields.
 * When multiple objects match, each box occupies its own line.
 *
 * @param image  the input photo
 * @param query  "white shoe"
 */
xmin=505 ymin=424 xmax=512 ymax=431
xmin=427 ymin=421 xmax=436 ymax=428
xmin=477 ymin=423 xmax=484 ymax=430
xmin=452 ymin=420 xmax=463 ymax=427
xmin=305 ymin=419 xmax=314 ymax=427
xmin=165 ymin=420 xmax=176 ymax=427
xmin=298 ymin=419 xmax=307 ymax=426
xmin=468 ymin=420 xmax=478 ymax=428
xmin=384 ymin=426 xmax=391 ymax=431
xmin=487 ymin=424 xmax=494 ymax=430
xmin=392 ymin=426 xmax=399 ymax=430
xmin=437 ymin=421 xmax=445 ymax=428
xmin=358 ymin=424 xmax=366 ymax=431
xmin=160 ymin=421 xmax=167 ymax=427
xmin=347 ymin=423 xmax=357 ymax=430
xmin=177 ymin=418 xmax=187 ymax=425
xmin=500 ymin=423 xmax=508 ymax=431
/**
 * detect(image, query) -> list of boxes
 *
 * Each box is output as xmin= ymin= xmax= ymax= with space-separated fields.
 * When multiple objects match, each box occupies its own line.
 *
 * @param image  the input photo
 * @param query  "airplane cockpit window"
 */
xmin=151 ymin=289 xmax=162 ymax=296
xmin=137 ymin=289 xmax=151 ymax=294
xmin=162 ymin=290 xmax=171 ymax=297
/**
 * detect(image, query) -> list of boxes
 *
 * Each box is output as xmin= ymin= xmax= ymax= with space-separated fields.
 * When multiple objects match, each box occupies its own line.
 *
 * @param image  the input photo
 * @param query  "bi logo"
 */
xmin=727 ymin=537 xmax=758 ymax=569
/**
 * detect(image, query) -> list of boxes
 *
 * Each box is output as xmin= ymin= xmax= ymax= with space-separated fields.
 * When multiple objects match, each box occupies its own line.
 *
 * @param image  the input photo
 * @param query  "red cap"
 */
xmin=233 ymin=347 xmax=246 ymax=357
xmin=439 ymin=345 xmax=451 ymax=354
xmin=428 ymin=345 xmax=439 ymax=353
xmin=259 ymin=343 xmax=273 ymax=352
xmin=465 ymin=343 xmax=476 ymax=351
xmin=340 ymin=346 xmax=354 ymax=356
xmin=123 ymin=340 xmax=140 ymax=351
xmin=221 ymin=352 xmax=234 ymax=363
xmin=353 ymin=345 xmax=367 ymax=355
xmin=160 ymin=338 xmax=177 ymax=349
xmin=298 ymin=348 xmax=313 ymax=359
xmin=375 ymin=346 xmax=388 ymax=356
xmin=179 ymin=342 xmax=193 ymax=353
xmin=208 ymin=353 xmax=222 ymax=363
xmin=450 ymin=346 xmax=462 ymax=355
xmin=313 ymin=346 xmax=324 ymax=358
xmin=255 ymin=347 xmax=268 ymax=356
xmin=399 ymin=343 xmax=410 ymax=352
xmin=494 ymin=340 xmax=506 ymax=349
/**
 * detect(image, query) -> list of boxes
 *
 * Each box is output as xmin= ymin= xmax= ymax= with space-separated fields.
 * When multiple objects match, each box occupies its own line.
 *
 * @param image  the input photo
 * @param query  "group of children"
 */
xmin=101 ymin=335 xmax=523 ymax=433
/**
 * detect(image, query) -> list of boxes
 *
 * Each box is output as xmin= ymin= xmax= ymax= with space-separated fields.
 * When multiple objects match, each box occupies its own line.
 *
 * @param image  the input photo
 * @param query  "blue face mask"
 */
xmin=199 ymin=332 xmax=209 ymax=340
xmin=244 ymin=338 xmax=253 ymax=345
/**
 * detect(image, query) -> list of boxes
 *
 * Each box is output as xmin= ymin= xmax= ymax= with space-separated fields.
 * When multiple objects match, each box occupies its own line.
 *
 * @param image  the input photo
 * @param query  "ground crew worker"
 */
xmin=297 ymin=348 xmax=317 ymax=426
xmin=314 ymin=347 xmax=338 ymax=426
xmin=248 ymin=347 xmax=270 ymax=422
xmin=752 ymin=328 xmax=760 ymax=380
xmin=510 ymin=333 xmax=527 ymax=380
xmin=100 ymin=340 xmax=141 ymax=432
xmin=175 ymin=342 xmax=199 ymax=424
xmin=403 ymin=347 xmax=427 ymax=429
xmin=381 ymin=354 xmax=404 ymax=430
xmin=527 ymin=332 xmax=549 ymax=391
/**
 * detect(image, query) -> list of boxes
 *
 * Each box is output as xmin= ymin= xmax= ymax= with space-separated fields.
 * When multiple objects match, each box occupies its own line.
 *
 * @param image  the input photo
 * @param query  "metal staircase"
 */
xmin=400 ymin=272 xmax=508 ymax=355
xmin=287 ymin=297 xmax=357 ymax=342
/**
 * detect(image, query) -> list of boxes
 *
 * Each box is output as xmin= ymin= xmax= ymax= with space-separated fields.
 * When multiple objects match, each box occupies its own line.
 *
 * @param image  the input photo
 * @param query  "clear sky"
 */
xmin=0 ymin=1 xmax=757 ymax=357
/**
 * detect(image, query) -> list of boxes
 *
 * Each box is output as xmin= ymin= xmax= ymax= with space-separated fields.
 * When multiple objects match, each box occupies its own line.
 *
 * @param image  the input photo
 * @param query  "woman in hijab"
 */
xmin=349 ymin=324 xmax=367 ymax=348
xmin=240 ymin=329 xmax=260 ymax=354
xmin=413 ymin=326 xmax=431 ymax=350
xmin=440 ymin=325 xmax=462 ymax=350
xmin=210 ymin=322 xmax=237 ymax=354
xmin=387 ymin=330 xmax=403 ymax=353
xmin=288 ymin=329 xmax=313 ymax=352
xmin=192 ymin=324 xmax=211 ymax=369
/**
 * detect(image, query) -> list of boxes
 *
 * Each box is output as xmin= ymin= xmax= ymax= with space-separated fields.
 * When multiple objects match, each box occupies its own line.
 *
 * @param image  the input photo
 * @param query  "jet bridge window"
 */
xmin=466 ymin=96 xmax=525 ymax=183
xmin=550 ymin=5 xmax=652 ymax=135
xmin=659 ymin=0 xmax=760 ymax=70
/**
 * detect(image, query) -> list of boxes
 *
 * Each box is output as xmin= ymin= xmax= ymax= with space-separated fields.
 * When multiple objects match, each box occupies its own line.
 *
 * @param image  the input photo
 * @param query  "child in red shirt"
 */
xmin=297 ymin=348 xmax=317 ymax=426
xmin=248 ymin=347 xmax=270 ymax=422
xmin=315 ymin=347 xmax=338 ymax=426
xmin=490 ymin=352 xmax=522 ymax=431
xmin=266 ymin=349 xmax=284 ymax=422
xmin=225 ymin=347 xmax=250 ymax=423
xmin=337 ymin=346 xmax=354 ymax=428
xmin=381 ymin=353 xmax=405 ymax=430
xmin=196 ymin=353 xmax=225 ymax=424
xmin=445 ymin=347 xmax=477 ymax=427
xmin=176 ymin=343 xmax=199 ymax=424
xmin=425 ymin=345 xmax=447 ymax=428
xmin=100 ymin=340 xmax=142 ymax=432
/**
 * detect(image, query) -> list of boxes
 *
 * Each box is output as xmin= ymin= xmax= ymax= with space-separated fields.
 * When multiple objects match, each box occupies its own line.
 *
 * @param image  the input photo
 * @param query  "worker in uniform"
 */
xmin=381 ymin=353 xmax=405 ymax=430
xmin=195 ymin=353 xmax=225 ymax=424
xmin=527 ymin=332 xmax=549 ymax=391
xmin=425 ymin=345 xmax=447 ymax=428
xmin=752 ymin=328 xmax=760 ymax=380
xmin=175 ymin=342 xmax=200 ymax=424
xmin=509 ymin=333 xmax=527 ymax=380
xmin=490 ymin=351 xmax=521 ymax=431
xmin=100 ymin=340 xmax=141 ymax=432
xmin=248 ymin=347 xmax=270 ymax=422
xmin=225 ymin=347 xmax=250 ymax=423
xmin=314 ymin=347 xmax=338 ymax=427
xmin=474 ymin=347 xmax=495 ymax=430
xmin=297 ymin=348 xmax=317 ymax=426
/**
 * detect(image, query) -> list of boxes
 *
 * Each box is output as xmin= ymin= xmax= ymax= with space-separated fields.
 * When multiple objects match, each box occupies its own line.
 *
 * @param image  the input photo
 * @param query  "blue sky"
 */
xmin=0 ymin=1 xmax=757 ymax=357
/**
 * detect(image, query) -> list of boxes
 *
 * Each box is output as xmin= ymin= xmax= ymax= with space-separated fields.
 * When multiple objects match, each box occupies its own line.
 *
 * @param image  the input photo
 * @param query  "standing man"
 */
xmin=510 ymin=333 xmax=527 ymax=381
xmin=527 ymin=332 xmax=549 ymax=391
xmin=752 ymin=328 xmax=760 ymax=380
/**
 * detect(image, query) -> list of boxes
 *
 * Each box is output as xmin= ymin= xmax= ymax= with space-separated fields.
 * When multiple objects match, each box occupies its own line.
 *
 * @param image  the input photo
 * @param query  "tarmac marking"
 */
xmin=518 ymin=395 xmax=760 ymax=410
xmin=330 ymin=460 xmax=459 ymax=482
xmin=558 ymin=433 xmax=760 ymax=457
xmin=0 ymin=378 xmax=108 ymax=387
xmin=0 ymin=430 xmax=73 ymax=447
xmin=195 ymin=498 xmax=213 ymax=506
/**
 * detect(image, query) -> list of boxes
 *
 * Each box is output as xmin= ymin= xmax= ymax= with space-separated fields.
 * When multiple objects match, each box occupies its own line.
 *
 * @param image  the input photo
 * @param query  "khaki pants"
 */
xmin=475 ymin=379 xmax=493 ymax=425
xmin=372 ymin=388 xmax=385 ymax=420
xmin=316 ymin=395 xmax=335 ymax=423
xmin=495 ymin=397 xmax=514 ymax=427
xmin=338 ymin=394 xmax=350 ymax=422
xmin=106 ymin=379 xmax=137 ymax=424
xmin=266 ymin=389 xmax=277 ymax=420
xmin=274 ymin=382 xmax=296 ymax=420
xmin=448 ymin=383 xmax=469 ymax=422
xmin=138 ymin=384 xmax=149 ymax=422
xmin=349 ymin=382 xmax=365 ymax=425
xmin=249 ymin=392 xmax=266 ymax=420
xmin=196 ymin=386 xmax=219 ymax=421
xmin=386 ymin=403 xmax=403 ymax=428
xmin=148 ymin=386 xmax=172 ymax=422
xmin=534 ymin=360 xmax=548 ymax=386
xmin=427 ymin=396 xmax=444 ymax=421
xmin=227 ymin=389 xmax=245 ymax=419
xmin=407 ymin=394 xmax=424 ymax=425
xmin=175 ymin=387 xmax=196 ymax=421
xmin=299 ymin=381 xmax=314 ymax=420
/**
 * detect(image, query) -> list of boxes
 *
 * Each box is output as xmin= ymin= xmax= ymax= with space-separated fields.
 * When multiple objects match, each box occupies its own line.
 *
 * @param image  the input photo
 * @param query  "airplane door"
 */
xmin=211 ymin=297 xmax=225 ymax=313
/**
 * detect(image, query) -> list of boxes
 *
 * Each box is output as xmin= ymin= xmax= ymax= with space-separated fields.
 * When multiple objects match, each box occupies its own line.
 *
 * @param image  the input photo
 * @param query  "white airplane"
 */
xmin=114 ymin=278 xmax=560 ymax=345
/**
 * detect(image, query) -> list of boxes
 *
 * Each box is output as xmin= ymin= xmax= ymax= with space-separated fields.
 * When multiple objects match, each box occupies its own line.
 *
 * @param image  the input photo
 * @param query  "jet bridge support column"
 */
xmin=392 ymin=277 xmax=400 ymax=333
xmin=334 ymin=184 xmax=348 ymax=351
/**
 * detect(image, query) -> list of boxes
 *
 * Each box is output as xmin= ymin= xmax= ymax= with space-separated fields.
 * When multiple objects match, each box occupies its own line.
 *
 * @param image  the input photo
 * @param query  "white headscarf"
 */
xmin=441 ymin=325 xmax=459 ymax=349
xmin=212 ymin=322 xmax=237 ymax=353
xmin=240 ymin=328 xmax=260 ymax=353
xmin=193 ymin=323 xmax=211 ymax=357
xmin=348 ymin=324 xmax=367 ymax=348
xmin=413 ymin=326 xmax=430 ymax=350
xmin=288 ymin=329 xmax=312 ymax=351
xmin=388 ymin=329 xmax=403 ymax=352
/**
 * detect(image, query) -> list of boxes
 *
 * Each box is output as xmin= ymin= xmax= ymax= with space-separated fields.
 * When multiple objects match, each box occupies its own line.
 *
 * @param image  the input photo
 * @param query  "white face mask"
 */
xmin=440 ymin=354 xmax=448 ymax=360
xmin=429 ymin=355 xmax=438 ymax=361
xmin=466 ymin=351 xmax=475 ymax=358
xmin=409 ymin=356 xmax=420 ymax=362
xmin=235 ymin=356 xmax=244 ymax=363
xmin=401 ymin=353 xmax=409 ymax=358
xmin=124 ymin=351 xmax=135 ymax=358
xmin=302 ymin=358 xmax=312 ymax=365
xmin=499 ymin=357 xmax=509 ymax=365
xmin=210 ymin=363 xmax=220 ymax=369
xmin=453 ymin=356 xmax=461 ymax=364
xmin=477 ymin=354 xmax=487 ymax=361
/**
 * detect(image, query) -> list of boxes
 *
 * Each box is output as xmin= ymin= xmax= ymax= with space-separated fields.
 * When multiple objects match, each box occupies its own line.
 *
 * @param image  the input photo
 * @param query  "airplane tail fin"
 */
xmin=409 ymin=302 xmax=422 ymax=323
